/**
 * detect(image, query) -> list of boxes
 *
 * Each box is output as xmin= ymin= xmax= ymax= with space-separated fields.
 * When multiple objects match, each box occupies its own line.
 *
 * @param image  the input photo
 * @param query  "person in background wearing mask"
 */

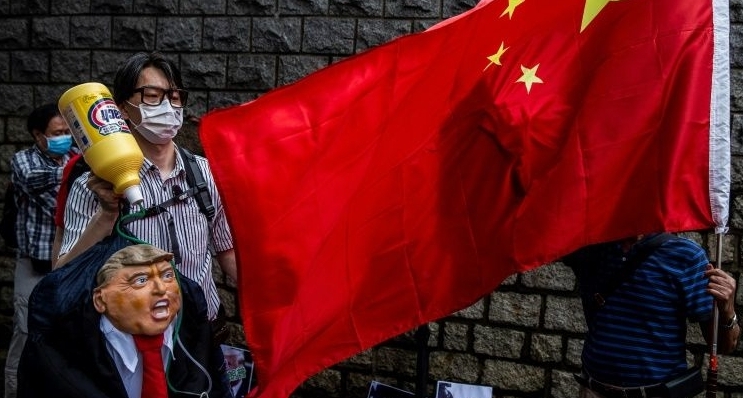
xmin=56 ymin=52 xmax=236 ymax=336
xmin=6 ymin=103 xmax=77 ymax=398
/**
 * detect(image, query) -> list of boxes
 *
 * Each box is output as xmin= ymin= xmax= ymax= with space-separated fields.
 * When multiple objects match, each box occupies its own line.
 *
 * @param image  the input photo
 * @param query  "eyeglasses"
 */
xmin=132 ymin=86 xmax=188 ymax=108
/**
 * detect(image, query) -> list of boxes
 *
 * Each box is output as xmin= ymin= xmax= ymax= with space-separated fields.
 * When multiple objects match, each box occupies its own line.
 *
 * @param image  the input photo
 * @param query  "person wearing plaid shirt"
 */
xmin=5 ymin=103 xmax=77 ymax=398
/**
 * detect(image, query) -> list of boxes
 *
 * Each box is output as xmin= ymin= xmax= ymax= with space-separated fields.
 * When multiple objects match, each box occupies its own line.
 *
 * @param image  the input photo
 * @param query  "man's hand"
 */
xmin=86 ymin=173 xmax=121 ymax=215
xmin=705 ymin=264 xmax=737 ymax=316
xmin=703 ymin=263 xmax=739 ymax=354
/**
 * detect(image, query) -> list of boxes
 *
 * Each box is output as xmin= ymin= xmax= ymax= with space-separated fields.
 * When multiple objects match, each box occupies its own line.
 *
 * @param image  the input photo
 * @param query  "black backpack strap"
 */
xmin=117 ymin=148 xmax=215 ymax=264
xmin=593 ymin=233 xmax=676 ymax=307
xmin=177 ymin=146 xmax=215 ymax=221
xmin=120 ymin=148 xmax=215 ymax=224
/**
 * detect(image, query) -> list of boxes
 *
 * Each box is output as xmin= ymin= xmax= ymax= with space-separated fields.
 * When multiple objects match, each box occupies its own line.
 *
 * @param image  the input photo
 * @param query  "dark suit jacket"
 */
xmin=18 ymin=268 xmax=231 ymax=398
xmin=232 ymin=376 xmax=253 ymax=398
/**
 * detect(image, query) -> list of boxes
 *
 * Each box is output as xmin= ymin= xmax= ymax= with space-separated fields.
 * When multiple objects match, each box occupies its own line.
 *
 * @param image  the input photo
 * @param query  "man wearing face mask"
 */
xmin=56 ymin=52 xmax=237 ymax=334
xmin=5 ymin=103 xmax=78 ymax=398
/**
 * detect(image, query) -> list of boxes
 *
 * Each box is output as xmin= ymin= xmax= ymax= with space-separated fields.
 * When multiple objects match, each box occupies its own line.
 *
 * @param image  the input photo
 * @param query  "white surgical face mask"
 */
xmin=129 ymin=100 xmax=183 ymax=145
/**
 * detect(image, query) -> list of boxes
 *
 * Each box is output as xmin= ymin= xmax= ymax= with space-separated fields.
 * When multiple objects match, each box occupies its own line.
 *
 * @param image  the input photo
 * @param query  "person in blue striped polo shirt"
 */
xmin=564 ymin=233 xmax=739 ymax=398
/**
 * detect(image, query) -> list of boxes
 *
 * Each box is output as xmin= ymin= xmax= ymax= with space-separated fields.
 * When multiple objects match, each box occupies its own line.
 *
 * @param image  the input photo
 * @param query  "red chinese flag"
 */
xmin=200 ymin=0 xmax=729 ymax=396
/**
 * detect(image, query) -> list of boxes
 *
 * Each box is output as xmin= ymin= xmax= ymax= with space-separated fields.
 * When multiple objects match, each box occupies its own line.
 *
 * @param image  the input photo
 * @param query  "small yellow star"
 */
xmin=484 ymin=42 xmax=509 ymax=71
xmin=515 ymin=64 xmax=543 ymax=94
xmin=500 ymin=0 xmax=526 ymax=19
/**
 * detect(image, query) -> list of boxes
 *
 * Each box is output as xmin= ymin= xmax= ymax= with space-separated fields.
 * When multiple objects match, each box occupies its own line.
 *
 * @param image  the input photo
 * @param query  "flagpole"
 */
xmin=414 ymin=324 xmax=430 ymax=398
xmin=707 ymin=0 xmax=730 ymax=390
xmin=705 ymin=233 xmax=724 ymax=397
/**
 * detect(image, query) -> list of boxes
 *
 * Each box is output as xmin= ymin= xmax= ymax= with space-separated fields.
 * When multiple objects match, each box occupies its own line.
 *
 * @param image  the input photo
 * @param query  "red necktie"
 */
xmin=133 ymin=334 xmax=168 ymax=398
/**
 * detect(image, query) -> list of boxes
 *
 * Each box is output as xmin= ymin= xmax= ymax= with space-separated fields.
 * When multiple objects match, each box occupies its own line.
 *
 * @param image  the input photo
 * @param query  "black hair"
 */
xmin=26 ymin=103 xmax=61 ymax=137
xmin=112 ymin=52 xmax=184 ymax=105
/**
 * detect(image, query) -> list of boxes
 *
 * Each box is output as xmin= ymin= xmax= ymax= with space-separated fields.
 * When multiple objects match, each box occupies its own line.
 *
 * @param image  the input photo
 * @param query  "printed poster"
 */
xmin=221 ymin=344 xmax=255 ymax=398
xmin=435 ymin=381 xmax=492 ymax=398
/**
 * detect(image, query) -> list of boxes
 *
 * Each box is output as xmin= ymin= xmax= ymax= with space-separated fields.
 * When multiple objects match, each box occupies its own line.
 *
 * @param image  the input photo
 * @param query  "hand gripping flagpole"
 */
xmin=706 ymin=0 xmax=730 ymax=394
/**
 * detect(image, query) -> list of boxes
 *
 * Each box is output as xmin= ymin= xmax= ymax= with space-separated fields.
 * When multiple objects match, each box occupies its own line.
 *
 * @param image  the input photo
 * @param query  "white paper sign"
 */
xmin=435 ymin=381 xmax=492 ymax=398
xmin=368 ymin=380 xmax=415 ymax=398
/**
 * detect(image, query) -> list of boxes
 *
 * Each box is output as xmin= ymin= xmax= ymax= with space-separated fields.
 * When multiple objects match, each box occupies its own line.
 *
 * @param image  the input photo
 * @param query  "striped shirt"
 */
xmin=564 ymin=235 xmax=712 ymax=386
xmin=11 ymin=146 xmax=73 ymax=261
xmin=60 ymin=147 xmax=233 ymax=319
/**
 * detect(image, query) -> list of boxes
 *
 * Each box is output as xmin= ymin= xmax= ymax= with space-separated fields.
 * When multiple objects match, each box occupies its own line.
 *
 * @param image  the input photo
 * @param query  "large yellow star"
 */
xmin=515 ymin=64 xmax=543 ymax=94
xmin=581 ymin=0 xmax=620 ymax=32
xmin=500 ymin=0 xmax=525 ymax=19
xmin=484 ymin=42 xmax=509 ymax=71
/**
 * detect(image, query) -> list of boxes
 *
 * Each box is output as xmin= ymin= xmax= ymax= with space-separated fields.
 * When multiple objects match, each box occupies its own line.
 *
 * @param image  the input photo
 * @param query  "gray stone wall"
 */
xmin=1 ymin=0 xmax=742 ymax=397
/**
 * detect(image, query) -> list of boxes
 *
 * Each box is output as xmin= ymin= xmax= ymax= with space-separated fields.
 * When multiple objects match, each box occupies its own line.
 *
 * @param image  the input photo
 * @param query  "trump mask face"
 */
xmin=93 ymin=244 xmax=182 ymax=336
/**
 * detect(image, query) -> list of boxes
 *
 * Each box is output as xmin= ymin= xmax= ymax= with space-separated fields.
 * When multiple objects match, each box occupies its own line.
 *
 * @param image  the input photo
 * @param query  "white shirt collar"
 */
xmin=99 ymin=315 xmax=176 ymax=373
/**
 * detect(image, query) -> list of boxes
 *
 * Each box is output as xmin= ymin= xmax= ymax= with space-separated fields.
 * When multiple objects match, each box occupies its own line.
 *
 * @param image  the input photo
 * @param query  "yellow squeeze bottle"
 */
xmin=58 ymin=82 xmax=145 ymax=206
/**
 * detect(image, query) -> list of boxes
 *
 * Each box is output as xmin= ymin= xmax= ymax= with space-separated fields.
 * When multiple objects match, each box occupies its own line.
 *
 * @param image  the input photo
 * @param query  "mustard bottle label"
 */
xmin=60 ymin=88 xmax=131 ymax=152
xmin=88 ymin=98 xmax=130 ymax=136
